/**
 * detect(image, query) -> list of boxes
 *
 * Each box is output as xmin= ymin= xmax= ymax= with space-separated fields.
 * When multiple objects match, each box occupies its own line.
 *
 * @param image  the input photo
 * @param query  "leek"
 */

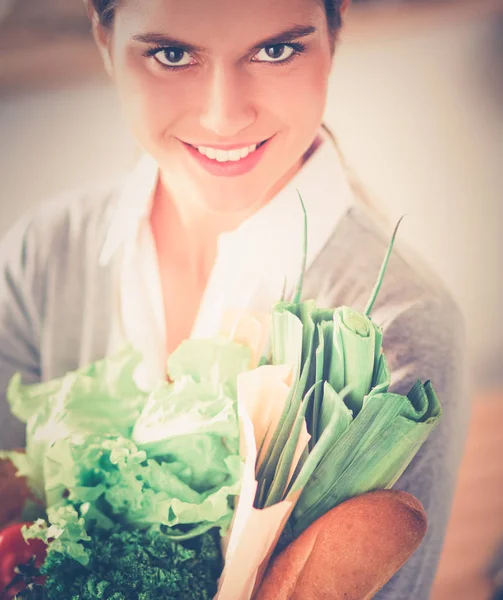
xmin=290 ymin=380 xmax=441 ymax=537
xmin=253 ymin=203 xmax=442 ymax=549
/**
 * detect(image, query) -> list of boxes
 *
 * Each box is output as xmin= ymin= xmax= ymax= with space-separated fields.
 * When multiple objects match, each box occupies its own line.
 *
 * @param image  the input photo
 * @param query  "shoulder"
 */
xmin=0 ymin=176 xmax=126 ymax=323
xmin=309 ymin=201 xmax=459 ymax=314
xmin=306 ymin=200 xmax=466 ymax=395
xmin=17 ymin=176 xmax=124 ymax=251
xmin=0 ymin=175 xmax=125 ymax=274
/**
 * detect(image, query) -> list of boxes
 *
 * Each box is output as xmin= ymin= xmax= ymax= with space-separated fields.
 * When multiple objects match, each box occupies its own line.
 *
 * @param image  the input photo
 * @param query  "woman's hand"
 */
xmin=255 ymin=490 xmax=427 ymax=600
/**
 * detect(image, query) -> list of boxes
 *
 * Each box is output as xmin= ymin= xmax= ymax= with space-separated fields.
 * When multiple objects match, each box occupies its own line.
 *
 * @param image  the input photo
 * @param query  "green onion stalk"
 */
xmin=254 ymin=194 xmax=442 ymax=549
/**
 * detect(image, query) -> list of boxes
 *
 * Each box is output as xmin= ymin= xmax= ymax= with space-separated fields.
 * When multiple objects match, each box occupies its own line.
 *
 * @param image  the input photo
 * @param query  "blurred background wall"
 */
xmin=0 ymin=1 xmax=502 ymax=596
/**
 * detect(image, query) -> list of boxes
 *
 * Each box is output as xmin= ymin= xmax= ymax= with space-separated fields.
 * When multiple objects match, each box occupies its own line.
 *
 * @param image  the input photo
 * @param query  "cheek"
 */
xmin=113 ymin=54 xmax=188 ymax=142
xmin=300 ymin=58 xmax=332 ymax=111
xmin=265 ymin=58 xmax=331 ymax=125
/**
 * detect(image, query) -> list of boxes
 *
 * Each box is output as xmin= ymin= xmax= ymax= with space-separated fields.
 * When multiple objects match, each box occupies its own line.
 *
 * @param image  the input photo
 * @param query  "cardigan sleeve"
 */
xmin=297 ymin=198 xmax=471 ymax=599
xmin=0 ymin=214 xmax=42 ymax=450
xmin=372 ymin=291 xmax=471 ymax=599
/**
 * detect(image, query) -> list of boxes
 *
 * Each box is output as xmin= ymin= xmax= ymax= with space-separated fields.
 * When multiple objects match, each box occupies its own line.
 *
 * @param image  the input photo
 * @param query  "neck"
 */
xmin=151 ymin=132 xmax=323 ymax=277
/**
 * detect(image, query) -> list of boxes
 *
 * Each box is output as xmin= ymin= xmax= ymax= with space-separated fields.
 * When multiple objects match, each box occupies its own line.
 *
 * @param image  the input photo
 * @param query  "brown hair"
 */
xmin=90 ymin=0 xmax=346 ymax=47
xmin=89 ymin=0 xmax=118 ymax=27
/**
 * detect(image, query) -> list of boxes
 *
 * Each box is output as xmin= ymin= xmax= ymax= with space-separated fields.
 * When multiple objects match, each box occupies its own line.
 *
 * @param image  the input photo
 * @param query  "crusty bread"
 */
xmin=255 ymin=490 xmax=427 ymax=600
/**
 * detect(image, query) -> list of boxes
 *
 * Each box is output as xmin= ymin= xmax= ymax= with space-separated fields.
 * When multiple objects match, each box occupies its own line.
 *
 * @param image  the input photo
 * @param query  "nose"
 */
xmin=198 ymin=65 xmax=257 ymax=138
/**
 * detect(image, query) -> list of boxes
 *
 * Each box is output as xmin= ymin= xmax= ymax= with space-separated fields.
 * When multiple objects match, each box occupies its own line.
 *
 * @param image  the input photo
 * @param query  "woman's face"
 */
xmin=98 ymin=0 xmax=334 ymax=213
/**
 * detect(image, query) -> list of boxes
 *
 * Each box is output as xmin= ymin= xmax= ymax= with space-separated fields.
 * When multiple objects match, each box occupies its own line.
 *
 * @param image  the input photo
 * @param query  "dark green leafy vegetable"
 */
xmin=18 ymin=526 xmax=222 ymax=600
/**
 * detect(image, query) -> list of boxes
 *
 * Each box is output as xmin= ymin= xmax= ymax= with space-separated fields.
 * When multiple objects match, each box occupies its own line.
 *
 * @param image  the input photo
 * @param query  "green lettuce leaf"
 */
xmin=15 ymin=337 xmax=249 ymax=546
xmin=6 ymin=347 xmax=149 ymax=502
xmin=166 ymin=337 xmax=252 ymax=398
xmin=24 ymin=505 xmax=91 ymax=566
xmin=42 ymin=434 xmax=242 ymax=539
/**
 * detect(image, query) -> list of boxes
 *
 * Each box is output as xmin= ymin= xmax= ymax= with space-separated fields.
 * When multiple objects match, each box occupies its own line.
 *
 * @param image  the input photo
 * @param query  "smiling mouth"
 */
xmin=183 ymin=137 xmax=272 ymax=163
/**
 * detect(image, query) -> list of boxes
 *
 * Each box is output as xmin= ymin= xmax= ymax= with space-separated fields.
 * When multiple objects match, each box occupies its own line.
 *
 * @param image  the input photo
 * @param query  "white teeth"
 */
xmin=231 ymin=149 xmax=244 ymax=161
xmin=196 ymin=142 xmax=259 ymax=162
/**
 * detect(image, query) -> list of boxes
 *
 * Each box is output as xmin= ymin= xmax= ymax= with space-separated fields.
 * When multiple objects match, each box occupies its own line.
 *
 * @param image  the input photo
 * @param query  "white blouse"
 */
xmin=99 ymin=128 xmax=354 ymax=389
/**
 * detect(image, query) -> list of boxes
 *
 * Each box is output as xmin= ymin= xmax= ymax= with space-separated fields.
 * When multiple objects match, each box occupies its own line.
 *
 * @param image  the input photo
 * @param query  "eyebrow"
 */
xmin=132 ymin=24 xmax=317 ymax=53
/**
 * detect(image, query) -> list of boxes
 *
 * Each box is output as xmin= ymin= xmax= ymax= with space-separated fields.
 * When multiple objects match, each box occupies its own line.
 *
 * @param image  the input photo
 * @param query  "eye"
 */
xmin=152 ymin=47 xmax=194 ymax=68
xmin=253 ymin=44 xmax=296 ymax=63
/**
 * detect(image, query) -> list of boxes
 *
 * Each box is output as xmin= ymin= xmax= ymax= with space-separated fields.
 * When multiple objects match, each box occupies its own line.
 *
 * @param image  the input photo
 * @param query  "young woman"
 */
xmin=0 ymin=0 xmax=468 ymax=597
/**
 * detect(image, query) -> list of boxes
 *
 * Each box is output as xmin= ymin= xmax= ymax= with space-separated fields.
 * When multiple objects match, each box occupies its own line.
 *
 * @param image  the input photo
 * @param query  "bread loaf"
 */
xmin=255 ymin=490 xmax=427 ymax=600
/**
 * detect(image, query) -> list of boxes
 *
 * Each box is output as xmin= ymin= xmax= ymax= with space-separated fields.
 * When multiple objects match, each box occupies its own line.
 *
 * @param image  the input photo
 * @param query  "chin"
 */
xmin=198 ymin=190 xmax=265 ymax=215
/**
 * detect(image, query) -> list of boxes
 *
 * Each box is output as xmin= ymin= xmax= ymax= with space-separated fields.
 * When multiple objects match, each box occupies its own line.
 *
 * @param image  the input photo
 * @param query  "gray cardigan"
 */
xmin=0 ymin=178 xmax=469 ymax=599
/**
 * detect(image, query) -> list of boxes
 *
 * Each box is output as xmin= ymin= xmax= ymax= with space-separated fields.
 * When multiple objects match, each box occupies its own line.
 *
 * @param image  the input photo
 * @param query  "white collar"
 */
xmin=99 ymin=152 xmax=159 ymax=267
xmin=99 ymin=127 xmax=353 ymax=269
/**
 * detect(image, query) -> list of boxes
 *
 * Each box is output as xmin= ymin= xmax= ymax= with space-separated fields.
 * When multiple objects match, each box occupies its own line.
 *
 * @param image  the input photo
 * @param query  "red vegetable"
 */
xmin=0 ymin=458 xmax=31 ymax=527
xmin=0 ymin=522 xmax=46 ymax=599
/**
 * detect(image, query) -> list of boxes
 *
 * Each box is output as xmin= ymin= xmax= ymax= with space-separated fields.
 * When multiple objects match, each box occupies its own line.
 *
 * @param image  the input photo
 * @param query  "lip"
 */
xmin=181 ymin=136 xmax=274 ymax=177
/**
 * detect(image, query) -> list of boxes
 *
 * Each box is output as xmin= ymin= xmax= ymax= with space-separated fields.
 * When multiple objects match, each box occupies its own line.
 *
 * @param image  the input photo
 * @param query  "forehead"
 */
xmin=114 ymin=0 xmax=326 ymax=42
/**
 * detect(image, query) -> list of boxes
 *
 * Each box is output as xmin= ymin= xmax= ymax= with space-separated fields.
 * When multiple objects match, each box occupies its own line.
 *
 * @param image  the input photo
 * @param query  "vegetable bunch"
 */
xmin=212 ymin=208 xmax=442 ymax=598
xmin=0 ymin=199 xmax=443 ymax=599
xmin=234 ymin=209 xmax=441 ymax=542
xmin=1 ymin=338 xmax=252 ymax=599
xmin=253 ymin=216 xmax=441 ymax=542
xmin=33 ymin=523 xmax=222 ymax=600
xmin=260 ymin=299 xmax=440 ymax=544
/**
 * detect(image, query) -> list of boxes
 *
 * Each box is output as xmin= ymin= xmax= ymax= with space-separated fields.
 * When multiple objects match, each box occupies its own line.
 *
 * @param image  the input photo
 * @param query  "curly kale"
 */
xmin=37 ymin=526 xmax=223 ymax=600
